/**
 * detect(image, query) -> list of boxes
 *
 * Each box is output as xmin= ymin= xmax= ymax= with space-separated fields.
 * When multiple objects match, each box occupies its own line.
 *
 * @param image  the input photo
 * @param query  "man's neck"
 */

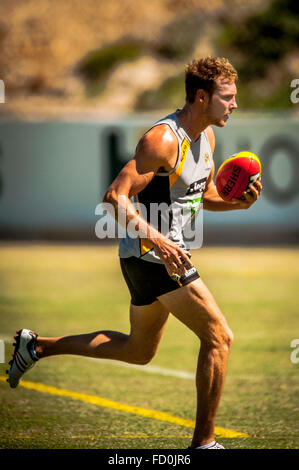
xmin=176 ymin=104 xmax=210 ymax=141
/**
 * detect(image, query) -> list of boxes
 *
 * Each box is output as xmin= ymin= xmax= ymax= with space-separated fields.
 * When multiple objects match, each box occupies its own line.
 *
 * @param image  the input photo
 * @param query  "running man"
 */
xmin=7 ymin=57 xmax=262 ymax=449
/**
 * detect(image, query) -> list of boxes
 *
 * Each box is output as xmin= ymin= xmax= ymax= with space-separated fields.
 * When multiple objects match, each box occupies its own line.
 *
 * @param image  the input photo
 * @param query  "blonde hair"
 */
xmin=185 ymin=57 xmax=238 ymax=103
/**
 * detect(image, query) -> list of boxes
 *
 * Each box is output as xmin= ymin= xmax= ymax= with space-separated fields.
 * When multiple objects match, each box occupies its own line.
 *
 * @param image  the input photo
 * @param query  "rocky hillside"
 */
xmin=0 ymin=0 xmax=297 ymax=118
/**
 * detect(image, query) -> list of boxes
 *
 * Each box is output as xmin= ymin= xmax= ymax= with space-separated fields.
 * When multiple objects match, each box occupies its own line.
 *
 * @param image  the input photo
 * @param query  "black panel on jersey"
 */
xmin=137 ymin=175 xmax=172 ymax=233
xmin=138 ymin=175 xmax=171 ymax=207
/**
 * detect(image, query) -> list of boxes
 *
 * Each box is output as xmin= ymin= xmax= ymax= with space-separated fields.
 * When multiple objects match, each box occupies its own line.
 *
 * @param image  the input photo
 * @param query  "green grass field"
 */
xmin=0 ymin=243 xmax=298 ymax=449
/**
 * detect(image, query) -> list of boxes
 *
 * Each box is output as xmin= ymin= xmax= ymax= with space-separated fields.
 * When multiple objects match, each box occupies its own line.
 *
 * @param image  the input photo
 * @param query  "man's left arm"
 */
xmin=203 ymin=127 xmax=262 ymax=211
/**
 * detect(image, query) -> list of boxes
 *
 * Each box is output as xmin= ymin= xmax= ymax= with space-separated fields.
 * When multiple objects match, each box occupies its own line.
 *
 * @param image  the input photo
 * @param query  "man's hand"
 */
xmin=151 ymin=236 xmax=193 ymax=278
xmin=231 ymin=180 xmax=262 ymax=209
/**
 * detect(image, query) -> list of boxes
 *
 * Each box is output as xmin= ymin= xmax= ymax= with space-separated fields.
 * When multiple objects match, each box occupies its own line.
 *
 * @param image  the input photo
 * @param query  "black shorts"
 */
xmin=120 ymin=256 xmax=200 ymax=306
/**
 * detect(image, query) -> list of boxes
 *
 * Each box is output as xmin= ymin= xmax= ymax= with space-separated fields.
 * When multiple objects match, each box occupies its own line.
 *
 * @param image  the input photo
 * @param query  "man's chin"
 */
xmin=214 ymin=119 xmax=227 ymax=127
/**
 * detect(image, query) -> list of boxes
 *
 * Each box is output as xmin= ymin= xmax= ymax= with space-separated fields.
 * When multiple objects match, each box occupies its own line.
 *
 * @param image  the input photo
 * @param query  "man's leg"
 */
xmin=35 ymin=301 xmax=169 ymax=365
xmin=157 ymin=278 xmax=234 ymax=448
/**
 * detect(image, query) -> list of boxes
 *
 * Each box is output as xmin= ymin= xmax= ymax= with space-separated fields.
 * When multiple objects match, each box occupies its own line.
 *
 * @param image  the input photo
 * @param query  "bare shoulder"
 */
xmin=104 ymin=125 xmax=179 ymax=199
xmin=136 ymin=124 xmax=178 ymax=172
xmin=205 ymin=126 xmax=215 ymax=153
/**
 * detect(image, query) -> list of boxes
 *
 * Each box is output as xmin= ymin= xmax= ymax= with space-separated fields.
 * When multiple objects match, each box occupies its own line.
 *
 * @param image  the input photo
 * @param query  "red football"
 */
xmin=216 ymin=151 xmax=261 ymax=201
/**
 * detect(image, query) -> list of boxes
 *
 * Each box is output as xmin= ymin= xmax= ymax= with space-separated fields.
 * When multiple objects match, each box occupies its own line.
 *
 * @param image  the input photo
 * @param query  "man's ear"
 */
xmin=195 ymin=89 xmax=208 ymax=103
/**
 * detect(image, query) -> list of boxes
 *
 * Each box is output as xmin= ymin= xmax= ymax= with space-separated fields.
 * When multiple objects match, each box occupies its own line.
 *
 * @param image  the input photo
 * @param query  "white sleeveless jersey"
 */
xmin=119 ymin=111 xmax=213 ymax=263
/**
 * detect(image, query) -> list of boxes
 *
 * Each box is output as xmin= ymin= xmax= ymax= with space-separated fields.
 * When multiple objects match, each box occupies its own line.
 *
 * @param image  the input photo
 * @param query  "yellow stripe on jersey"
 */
xmin=169 ymin=138 xmax=190 ymax=188
xmin=140 ymin=238 xmax=154 ymax=256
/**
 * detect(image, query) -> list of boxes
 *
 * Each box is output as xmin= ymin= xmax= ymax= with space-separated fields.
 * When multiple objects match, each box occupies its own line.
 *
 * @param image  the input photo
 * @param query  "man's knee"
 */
xmin=222 ymin=327 xmax=234 ymax=351
xmin=202 ymin=322 xmax=234 ymax=353
xmin=131 ymin=350 xmax=155 ymax=365
xmin=128 ymin=344 xmax=157 ymax=365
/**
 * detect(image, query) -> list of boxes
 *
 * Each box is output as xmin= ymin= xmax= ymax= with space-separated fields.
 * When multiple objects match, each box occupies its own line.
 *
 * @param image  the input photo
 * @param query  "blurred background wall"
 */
xmin=0 ymin=0 xmax=298 ymax=244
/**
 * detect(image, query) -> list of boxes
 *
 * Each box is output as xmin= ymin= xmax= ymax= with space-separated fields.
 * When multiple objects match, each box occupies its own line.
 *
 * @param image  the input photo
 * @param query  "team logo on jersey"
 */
xmin=186 ymin=177 xmax=207 ymax=195
xmin=205 ymin=152 xmax=210 ymax=162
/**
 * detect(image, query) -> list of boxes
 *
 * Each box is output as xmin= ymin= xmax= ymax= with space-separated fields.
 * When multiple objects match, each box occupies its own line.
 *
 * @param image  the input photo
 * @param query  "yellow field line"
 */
xmin=0 ymin=376 xmax=249 ymax=438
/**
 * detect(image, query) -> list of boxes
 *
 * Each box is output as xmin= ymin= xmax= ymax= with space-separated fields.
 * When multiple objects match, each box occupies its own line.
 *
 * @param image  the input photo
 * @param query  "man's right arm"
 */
xmin=103 ymin=125 xmax=193 ymax=276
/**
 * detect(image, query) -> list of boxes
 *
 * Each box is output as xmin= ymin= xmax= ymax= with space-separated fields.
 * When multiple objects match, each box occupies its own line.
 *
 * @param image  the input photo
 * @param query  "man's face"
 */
xmin=204 ymin=78 xmax=238 ymax=127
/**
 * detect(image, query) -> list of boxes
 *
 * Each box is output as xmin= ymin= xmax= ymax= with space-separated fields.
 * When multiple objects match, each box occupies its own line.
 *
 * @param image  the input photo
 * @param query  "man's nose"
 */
xmin=230 ymin=98 xmax=238 ymax=110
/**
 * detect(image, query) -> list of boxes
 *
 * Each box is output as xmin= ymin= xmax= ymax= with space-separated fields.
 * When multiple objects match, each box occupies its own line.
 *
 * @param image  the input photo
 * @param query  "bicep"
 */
xmin=105 ymin=126 xmax=177 ymax=199
xmin=108 ymin=158 xmax=155 ymax=199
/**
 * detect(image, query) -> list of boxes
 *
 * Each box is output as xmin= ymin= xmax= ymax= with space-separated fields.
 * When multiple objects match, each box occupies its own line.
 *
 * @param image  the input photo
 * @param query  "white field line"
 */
xmin=88 ymin=357 xmax=196 ymax=380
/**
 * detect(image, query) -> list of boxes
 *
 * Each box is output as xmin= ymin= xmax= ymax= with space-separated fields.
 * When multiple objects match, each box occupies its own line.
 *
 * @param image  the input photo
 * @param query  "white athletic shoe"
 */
xmin=205 ymin=441 xmax=225 ymax=449
xmin=6 ymin=329 xmax=39 ymax=388
xmin=189 ymin=440 xmax=225 ymax=449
